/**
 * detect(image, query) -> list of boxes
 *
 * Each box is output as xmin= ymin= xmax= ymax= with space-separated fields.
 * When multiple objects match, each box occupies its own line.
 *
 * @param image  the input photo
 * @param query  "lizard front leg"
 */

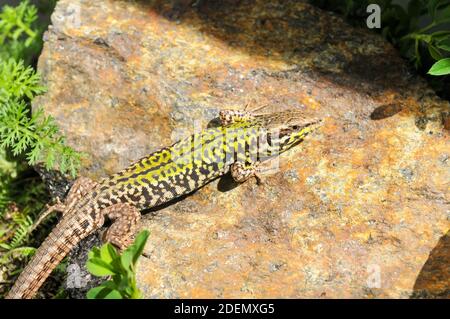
xmin=230 ymin=161 xmax=262 ymax=184
xmin=101 ymin=203 xmax=141 ymax=250
xmin=31 ymin=177 xmax=98 ymax=231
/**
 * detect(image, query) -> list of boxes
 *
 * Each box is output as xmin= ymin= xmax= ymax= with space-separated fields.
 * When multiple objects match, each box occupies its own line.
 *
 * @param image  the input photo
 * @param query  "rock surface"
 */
xmin=34 ymin=0 xmax=449 ymax=298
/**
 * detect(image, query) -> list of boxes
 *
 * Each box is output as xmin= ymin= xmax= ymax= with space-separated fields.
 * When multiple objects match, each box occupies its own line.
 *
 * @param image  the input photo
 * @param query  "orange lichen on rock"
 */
xmin=37 ymin=0 xmax=449 ymax=298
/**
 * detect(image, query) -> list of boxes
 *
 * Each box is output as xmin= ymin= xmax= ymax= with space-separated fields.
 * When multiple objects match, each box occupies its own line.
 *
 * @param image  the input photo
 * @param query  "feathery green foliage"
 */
xmin=0 ymin=0 xmax=41 ymax=64
xmin=0 ymin=0 xmax=77 ymax=299
xmin=0 ymin=58 xmax=44 ymax=101
xmin=0 ymin=247 xmax=36 ymax=267
xmin=0 ymin=0 xmax=83 ymax=177
xmin=0 ymin=57 xmax=83 ymax=177
xmin=0 ymin=214 xmax=33 ymax=250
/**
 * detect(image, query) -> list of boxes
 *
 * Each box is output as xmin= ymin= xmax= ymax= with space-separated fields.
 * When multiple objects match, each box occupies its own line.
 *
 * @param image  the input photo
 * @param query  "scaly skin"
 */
xmin=6 ymin=110 xmax=322 ymax=299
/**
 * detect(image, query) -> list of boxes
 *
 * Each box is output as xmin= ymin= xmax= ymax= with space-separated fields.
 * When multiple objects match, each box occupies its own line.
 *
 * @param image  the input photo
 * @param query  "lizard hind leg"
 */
xmin=31 ymin=177 xmax=99 ymax=232
xmin=102 ymin=203 xmax=141 ymax=251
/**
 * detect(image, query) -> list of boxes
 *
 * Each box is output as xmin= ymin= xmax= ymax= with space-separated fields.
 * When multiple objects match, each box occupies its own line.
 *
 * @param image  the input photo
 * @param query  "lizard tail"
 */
xmin=5 ymin=216 xmax=95 ymax=299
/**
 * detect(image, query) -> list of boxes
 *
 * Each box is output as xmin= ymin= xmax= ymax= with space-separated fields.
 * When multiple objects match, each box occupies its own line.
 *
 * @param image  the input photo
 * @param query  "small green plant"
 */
xmin=86 ymin=230 xmax=150 ymax=299
xmin=399 ymin=1 xmax=450 ymax=75
xmin=310 ymin=0 xmax=450 ymax=76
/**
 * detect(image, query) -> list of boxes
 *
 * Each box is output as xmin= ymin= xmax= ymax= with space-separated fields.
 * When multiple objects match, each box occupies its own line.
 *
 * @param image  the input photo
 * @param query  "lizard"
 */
xmin=5 ymin=109 xmax=323 ymax=299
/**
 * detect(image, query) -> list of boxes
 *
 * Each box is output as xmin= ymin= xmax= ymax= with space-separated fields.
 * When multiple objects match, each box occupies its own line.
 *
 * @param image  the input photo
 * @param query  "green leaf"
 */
xmin=88 ymin=246 xmax=101 ymax=259
xmin=428 ymin=58 xmax=450 ymax=75
xmin=100 ymin=243 xmax=118 ymax=264
xmin=436 ymin=38 xmax=450 ymax=51
xmin=87 ymin=286 xmax=123 ymax=299
xmin=131 ymin=230 xmax=150 ymax=264
xmin=430 ymin=31 xmax=450 ymax=41
xmin=130 ymin=287 xmax=142 ymax=299
xmin=428 ymin=0 xmax=442 ymax=18
xmin=435 ymin=3 xmax=450 ymax=23
xmin=0 ymin=243 xmax=11 ymax=249
xmin=428 ymin=44 xmax=443 ymax=60
xmin=86 ymin=257 xmax=117 ymax=276
xmin=99 ymin=280 xmax=119 ymax=290
xmin=103 ymin=289 xmax=124 ymax=299
xmin=120 ymin=250 xmax=134 ymax=271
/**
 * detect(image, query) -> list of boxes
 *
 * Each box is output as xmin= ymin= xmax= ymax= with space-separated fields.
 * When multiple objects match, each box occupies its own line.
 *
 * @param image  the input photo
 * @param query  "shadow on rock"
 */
xmin=411 ymin=230 xmax=450 ymax=299
xmin=134 ymin=0 xmax=448 ymax=130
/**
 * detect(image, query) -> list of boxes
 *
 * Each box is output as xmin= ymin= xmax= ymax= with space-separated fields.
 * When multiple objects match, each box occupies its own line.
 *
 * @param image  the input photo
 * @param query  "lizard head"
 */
xmin=255 ymin=110 xmax=323 ymax=155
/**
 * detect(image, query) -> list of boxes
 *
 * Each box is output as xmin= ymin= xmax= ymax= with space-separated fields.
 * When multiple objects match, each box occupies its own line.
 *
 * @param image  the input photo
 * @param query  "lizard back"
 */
xmin=93 ymin=122 xmax=261 ymax=210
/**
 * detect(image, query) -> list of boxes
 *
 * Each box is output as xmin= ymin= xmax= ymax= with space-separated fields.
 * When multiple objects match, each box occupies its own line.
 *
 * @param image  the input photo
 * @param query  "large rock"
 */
xmin=34 ymin=0 xmax=449 ymax=298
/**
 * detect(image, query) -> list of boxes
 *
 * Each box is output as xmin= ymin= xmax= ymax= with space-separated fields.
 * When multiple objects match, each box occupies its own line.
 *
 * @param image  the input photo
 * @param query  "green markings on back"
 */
xmin=108 ymin=114 xmax=319 ymax=191
xmin=110 ymin=121 xmax=258 ymax=188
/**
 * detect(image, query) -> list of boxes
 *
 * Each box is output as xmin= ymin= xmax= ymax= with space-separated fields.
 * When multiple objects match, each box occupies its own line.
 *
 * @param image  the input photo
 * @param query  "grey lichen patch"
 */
xmin=399 ymin=167 xmax=414 ymax=182
xmin=269 ymin=261 xmax=286 ymax=273
xmin=306 ymin=175 xmax=320 ymax=185
xmin=283 ymin=169 xmax=299 ymax=182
